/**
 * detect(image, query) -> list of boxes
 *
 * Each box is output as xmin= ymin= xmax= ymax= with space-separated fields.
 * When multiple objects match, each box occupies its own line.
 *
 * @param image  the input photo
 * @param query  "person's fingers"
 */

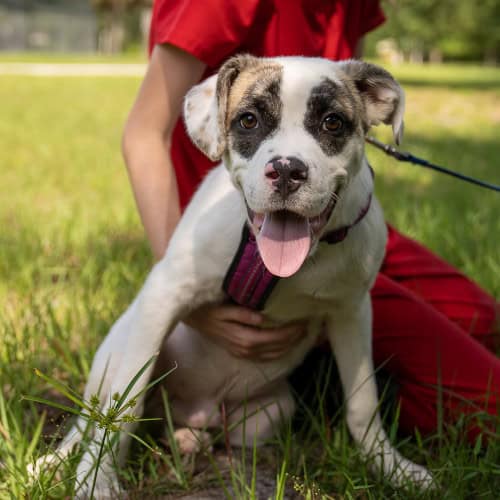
xmin=226 ymin=327 xmax=301 ymax=358
xmin=218 ymin=304 xmax=264 ymax=326
xmin=252 ymin=339 xmax=297 ymax=357
xmin=229 ymin=326 xmax=264 ymax=350
xmin=214 ymin=326 xmax=305 ymax=360
xmin=233 ymin=322 xmax=305 ymax=346
xmin=247 ymin=344 xmax=297 ymax=361
xmin=247 ymin=323 xmax=307 ymax=345
xmin=186 ymin=302 xmax=308 ymax=360
xmin=230 ymin=346 xmax=284 ymax=361
xmin=184 ymin=304 xmax=259 ymax=335
xmin=253 ymin=350 xmax=287 ymax=361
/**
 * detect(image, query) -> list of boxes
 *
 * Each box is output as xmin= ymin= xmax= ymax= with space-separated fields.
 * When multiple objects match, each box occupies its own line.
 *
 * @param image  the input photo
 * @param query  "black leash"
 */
xmin=365 ymin=136 xmax=500 ymax=193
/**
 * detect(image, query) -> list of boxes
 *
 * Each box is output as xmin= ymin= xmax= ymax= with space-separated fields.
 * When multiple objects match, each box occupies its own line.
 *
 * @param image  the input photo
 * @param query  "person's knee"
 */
xmin=462 ymin=289 xmax=499 ymax=345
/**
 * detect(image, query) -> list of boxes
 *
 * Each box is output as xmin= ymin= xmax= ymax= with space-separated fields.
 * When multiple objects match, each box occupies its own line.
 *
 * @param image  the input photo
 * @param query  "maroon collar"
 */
xmin=319 ymin=191 xmax=372 ymax=244
xmin=320 ymin=165 xmax=374 ymax=244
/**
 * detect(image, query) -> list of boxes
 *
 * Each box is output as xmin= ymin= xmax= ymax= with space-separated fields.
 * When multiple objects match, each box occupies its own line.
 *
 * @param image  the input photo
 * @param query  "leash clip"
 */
xmin=366 ymin=135 xmax=410 ymax=162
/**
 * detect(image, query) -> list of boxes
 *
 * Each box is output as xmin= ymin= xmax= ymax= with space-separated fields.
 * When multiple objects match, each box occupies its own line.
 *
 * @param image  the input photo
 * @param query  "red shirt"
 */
xmin=149 ymin=0 xmax=385 ymax=208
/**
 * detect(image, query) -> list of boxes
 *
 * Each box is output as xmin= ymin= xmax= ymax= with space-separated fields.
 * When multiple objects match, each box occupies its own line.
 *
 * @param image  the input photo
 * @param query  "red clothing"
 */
xmin=149 ymin=0 xmax=499 ymax=439
xmin=374 ymin=227 xmax=498 ymax=439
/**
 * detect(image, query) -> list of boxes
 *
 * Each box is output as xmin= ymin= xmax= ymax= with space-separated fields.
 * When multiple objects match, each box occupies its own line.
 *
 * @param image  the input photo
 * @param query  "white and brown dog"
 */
xmin=32 ymin=56 xmax=432 ymax=496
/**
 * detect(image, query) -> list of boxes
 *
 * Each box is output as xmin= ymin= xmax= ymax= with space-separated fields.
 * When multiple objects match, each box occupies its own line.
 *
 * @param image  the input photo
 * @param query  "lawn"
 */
xmin=0 ymin=62 xmax=499 ymax=498
xmin=0 ymin=50 xmax=146 ymax=64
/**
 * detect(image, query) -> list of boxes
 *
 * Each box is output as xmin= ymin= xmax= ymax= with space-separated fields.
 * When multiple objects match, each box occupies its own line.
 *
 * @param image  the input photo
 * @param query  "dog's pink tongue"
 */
xmin=257 ymin=211 xmax=311 ymax=277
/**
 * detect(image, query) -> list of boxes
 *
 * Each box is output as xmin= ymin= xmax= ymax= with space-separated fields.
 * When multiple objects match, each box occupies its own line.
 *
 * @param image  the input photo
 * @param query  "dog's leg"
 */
xmin=327 ymin=295 xmax=433 ymax=488
xmin=74 ymin=261 xmax=201 ymax=499
xmin=27 ymin=417 xmax=86 ymax=479
xmin=28 ymin=301 xmax=138 ymax=483
xmin=227 ymin=381 xmax=295 ymax=447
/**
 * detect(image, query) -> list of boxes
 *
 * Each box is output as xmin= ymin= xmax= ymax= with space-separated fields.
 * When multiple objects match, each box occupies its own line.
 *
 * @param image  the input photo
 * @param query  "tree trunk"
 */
xmin=98 ymin=7 xmax=125 ymax=54
xmin=484 ymin=47 xmax=498 ymax=66
xmin=140 ymin=7 xmax=152 ymax=53
xmin=409 ymin=48 xmax=424 ymax=64
xmin=429 ymin=48 xmax=443 ymax=64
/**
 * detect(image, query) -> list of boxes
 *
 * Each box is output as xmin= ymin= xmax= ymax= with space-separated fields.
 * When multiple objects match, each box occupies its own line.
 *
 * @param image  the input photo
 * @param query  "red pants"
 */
xmin=372 ymin=226 xmax=499 ymax=440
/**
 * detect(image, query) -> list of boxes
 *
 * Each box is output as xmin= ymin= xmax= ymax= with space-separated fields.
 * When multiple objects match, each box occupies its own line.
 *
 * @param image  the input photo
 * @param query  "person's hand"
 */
xmin=184 ymin=303 xmax=307 ymax=361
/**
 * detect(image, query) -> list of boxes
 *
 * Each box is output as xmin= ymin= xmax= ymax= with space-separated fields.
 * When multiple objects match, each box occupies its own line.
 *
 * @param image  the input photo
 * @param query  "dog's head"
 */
xmin=184 ymin=56 xmax=404 ymax=277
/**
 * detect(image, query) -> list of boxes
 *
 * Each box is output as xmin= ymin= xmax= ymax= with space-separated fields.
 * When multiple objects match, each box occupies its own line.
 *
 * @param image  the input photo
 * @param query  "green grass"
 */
xmin=0 ymin=50 xmax=146 ymax=64
xmin=0 ymin=62 xmax=499 ymax=498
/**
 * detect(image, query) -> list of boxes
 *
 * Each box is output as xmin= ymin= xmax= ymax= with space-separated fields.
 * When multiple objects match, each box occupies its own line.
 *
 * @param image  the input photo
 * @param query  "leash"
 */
xmin=365 ymin=136 xmax=500 ymax=193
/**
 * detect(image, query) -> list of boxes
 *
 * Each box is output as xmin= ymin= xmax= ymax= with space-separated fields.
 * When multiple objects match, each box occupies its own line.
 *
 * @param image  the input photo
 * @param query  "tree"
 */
xmin=369 ymin=1 xmax=500 ymax=64
xmin=451 ymin=0 xmax=500 ymax=63
xmin=90 ymin=0 xmax=152 ymax=53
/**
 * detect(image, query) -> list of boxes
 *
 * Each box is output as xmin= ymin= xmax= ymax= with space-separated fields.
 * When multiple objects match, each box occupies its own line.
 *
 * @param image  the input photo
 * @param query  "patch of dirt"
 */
xmin=37 ymin=388 xmax=73 ymax=442
xmin=128 ymin=447 xmax=302 ymax=500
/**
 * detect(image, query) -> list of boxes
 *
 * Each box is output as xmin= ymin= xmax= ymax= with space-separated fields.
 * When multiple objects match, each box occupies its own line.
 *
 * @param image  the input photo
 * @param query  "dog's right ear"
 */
xmin=184 ymin=54 xmax=258 ymax=161
xmin=339 ymin=60 xmax=405 ymax=145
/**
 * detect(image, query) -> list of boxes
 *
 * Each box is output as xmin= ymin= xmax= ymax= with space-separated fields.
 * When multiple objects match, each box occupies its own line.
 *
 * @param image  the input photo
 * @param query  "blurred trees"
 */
xmin=88 ymin=0 xmax=500 ymax=62
xmin=369 ymin=0 xmax=500 ymax=64
xmin=91 ymin=0 xmax=152 ymax=53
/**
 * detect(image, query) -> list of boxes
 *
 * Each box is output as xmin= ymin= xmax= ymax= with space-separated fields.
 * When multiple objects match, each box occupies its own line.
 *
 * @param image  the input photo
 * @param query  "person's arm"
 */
xmin=122 ymin=44 xmax=206 ymax=260
xmin=122 ymin=44 xmax=306 ymax=361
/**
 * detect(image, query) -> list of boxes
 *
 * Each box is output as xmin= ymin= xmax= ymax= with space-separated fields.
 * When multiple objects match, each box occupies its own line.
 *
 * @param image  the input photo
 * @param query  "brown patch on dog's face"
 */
xmin=214 ymin=55 xmax=261 ymax=136
xmin=221 ymin=60 xmax=283 ymax=158
xmin=303 ymin=78 xmax=359 ymax=156
xmin=183 ymin=55 xmax=269 ymax=162
xmin=226 ymin=62 xmax=282 ymax=114
xmin=225 ymin=62 xmax=283 ymax=159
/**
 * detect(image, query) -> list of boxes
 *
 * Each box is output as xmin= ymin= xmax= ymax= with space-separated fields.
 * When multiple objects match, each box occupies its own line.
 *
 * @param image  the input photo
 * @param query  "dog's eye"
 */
xmin=322 ymin=114 xmax=344 ymax=133
xmin=239 ymin=113 xmax=258 ymax=130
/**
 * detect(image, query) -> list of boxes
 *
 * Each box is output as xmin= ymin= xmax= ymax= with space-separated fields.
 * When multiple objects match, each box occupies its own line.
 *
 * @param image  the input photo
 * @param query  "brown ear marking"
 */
xmin=212 ymin=54 xmax=261 ymax=159
xmin=339 ymin=60 xmax=404 ymax=144
xmin=183 ymin=55 xmax=263 ymax=162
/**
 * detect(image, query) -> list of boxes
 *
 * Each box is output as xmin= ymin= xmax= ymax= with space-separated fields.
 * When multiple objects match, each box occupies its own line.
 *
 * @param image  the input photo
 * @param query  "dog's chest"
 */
xmin=260 ymin=238 xmax=372 ymax=322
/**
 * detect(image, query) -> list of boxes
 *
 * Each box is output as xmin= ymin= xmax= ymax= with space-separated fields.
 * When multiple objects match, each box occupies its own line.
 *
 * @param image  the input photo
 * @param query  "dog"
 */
xmin=31 ymin=55 xmax=432 ymax=497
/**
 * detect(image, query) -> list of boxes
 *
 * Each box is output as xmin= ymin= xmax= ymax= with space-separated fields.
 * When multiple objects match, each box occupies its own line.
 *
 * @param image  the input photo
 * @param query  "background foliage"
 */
xmin=367 ymin=0 xmax=500 ymax=63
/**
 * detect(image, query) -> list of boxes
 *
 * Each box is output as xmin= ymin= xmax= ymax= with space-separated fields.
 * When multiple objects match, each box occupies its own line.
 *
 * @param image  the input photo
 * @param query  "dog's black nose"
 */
xmin=264 ymin=156 xmax=308 ymax=199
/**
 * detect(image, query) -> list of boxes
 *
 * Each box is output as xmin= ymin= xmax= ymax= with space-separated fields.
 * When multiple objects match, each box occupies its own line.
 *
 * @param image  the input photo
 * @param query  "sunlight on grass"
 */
xmin=0 ymin=51 xmax=147 ymax=64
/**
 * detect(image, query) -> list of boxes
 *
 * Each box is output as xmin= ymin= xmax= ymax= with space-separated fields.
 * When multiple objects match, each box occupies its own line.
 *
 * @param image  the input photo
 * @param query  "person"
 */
xmin=122 ymin=0 xmax=499 ymax=441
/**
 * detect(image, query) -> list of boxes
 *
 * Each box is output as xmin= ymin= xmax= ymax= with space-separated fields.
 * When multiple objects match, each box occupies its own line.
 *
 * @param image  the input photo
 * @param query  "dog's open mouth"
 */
xmin=246 ymin=196 xmax=337 ymax=278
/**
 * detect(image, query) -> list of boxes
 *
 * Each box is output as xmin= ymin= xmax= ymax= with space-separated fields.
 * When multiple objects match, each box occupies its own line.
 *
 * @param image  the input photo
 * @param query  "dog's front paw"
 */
xmin=173 ymin=427 xmax=212 ymax=455
xmin=74 ymin=452 xmax=122 ymax=500
xmin=394 ymin=459 xmax=434 ymax=489
xmin=27 ymin=452 xmax=62 ymax=480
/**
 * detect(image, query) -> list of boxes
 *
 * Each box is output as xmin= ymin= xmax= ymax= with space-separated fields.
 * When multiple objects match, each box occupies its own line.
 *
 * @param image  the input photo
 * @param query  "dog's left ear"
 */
xmin=339 ymin=60 xmax=405 ymax=144
xmin=184 ymin=54 xmax=258 ymax=161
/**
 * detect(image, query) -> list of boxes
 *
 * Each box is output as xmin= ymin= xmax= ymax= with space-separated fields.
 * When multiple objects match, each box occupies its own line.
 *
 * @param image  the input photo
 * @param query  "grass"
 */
xmin=0 ymin=61 xmax=499 ymax=498
xmin=0 ymin=50 xmax=146 ymax=64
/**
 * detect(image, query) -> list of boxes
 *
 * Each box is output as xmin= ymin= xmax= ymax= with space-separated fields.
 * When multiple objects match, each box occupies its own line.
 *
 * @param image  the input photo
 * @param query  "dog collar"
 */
xmin=320 ymin=165 xmax=374 ymax=244
xmin=223 ymin=189 xmax=373 ymax=311
xmin=320 ymin=192 xmax=372 ymax=244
